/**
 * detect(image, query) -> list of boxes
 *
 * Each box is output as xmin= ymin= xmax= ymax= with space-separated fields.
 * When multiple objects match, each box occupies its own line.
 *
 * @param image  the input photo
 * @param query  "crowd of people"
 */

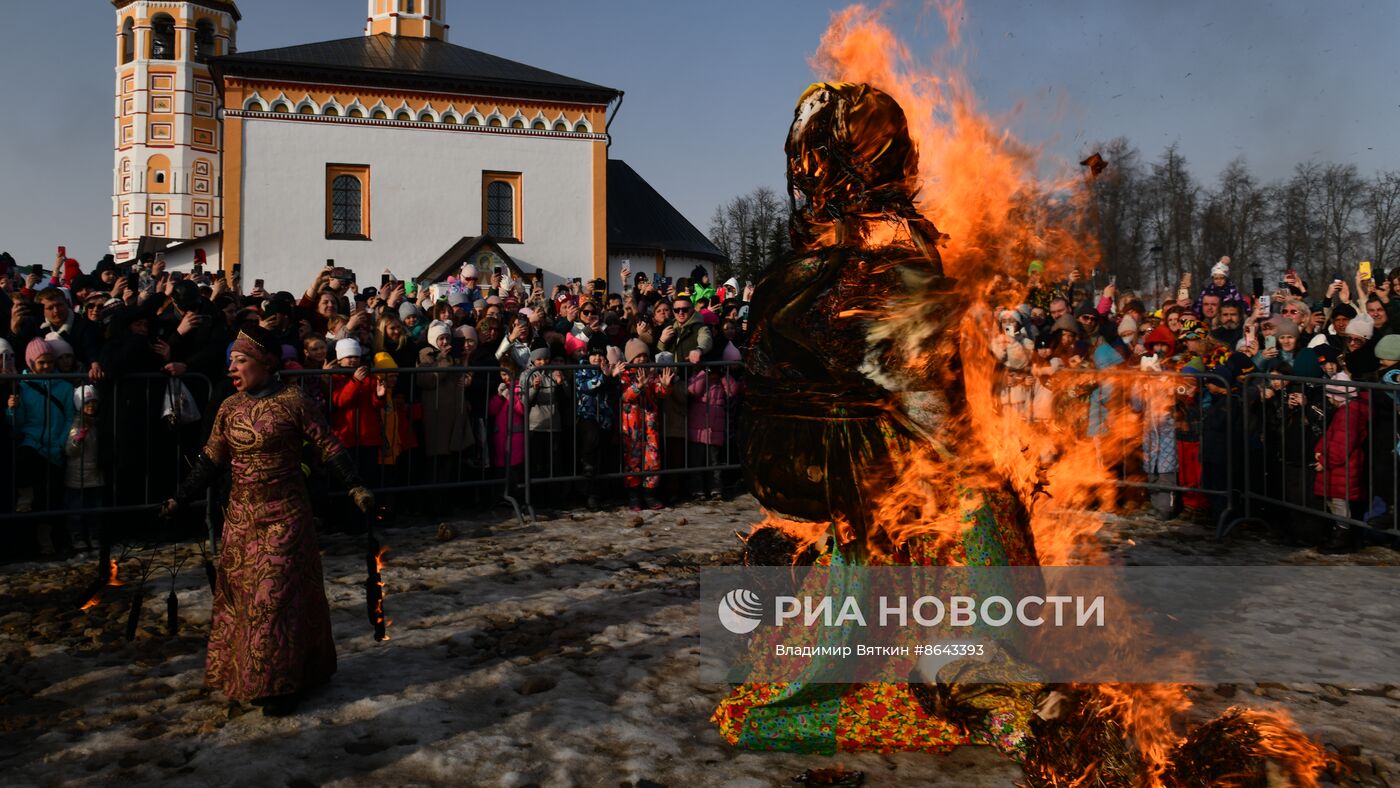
xmin=987 ymin=256 xmax=1400 ymax=552
xmin=9 ymin=245 xmax=1399 ymax=560
xmin=0 ymin=250 xmax=750 ymax=560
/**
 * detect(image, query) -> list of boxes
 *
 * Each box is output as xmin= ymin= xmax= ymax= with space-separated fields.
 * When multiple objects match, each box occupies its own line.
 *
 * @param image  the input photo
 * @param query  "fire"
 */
xmin=792 ymin=2 xmax=1326 ymax=784
xmin=368 ymin=543 xmax=391 ymax=641
xmin=79 ymin=559 xmax=124 ymax=611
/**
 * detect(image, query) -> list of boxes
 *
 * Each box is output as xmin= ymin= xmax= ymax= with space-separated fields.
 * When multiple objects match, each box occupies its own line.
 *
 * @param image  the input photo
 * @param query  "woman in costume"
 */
xmin=714 ymin=81 xmax=1045 ymax=758
xmin=162 ymin=325 xmax=375 ymax=716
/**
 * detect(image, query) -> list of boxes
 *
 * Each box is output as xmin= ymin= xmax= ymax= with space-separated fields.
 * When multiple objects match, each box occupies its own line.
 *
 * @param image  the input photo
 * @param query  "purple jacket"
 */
xmin=686 ymin=370 xmax=740 ymax=446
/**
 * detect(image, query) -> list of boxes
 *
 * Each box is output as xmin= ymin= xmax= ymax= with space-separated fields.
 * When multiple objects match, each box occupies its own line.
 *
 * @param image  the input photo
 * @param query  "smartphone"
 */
xmin=326 ymin=258 xmax=335 ymax=267
xmin=494 ymin=266 xmax=502 ymax=276
xmin=192 ymin=264 xmax=203 ymax=277
xmin=1182 ymin=272 xmax=1193 ymax=288
xmin=535 ymin=268 xmax=544 ymax=284
xmin=1360 ymin=260 xmax=1373 ymax=280
xmin=1259 ymin=294 xmax=1272 ymax=313
xmin=155 ymin=252 xmax=165 ymax=264
xmin=254 ymin=278 xmax=265 ymax=290
xmin=1265 ymin=335 xmax=1277 ymax=350
xmin=30 ymin=264 xmax=43 ymax=277
xmin=126 ymin=271 xmax=140 ymax=291
xmin=1176 ymin=285 xmax=1190 ymax=302
xmin=231 ymin=263 xmax=242 ymax=281
xmin=381 ymin=273 xmax=391 ymax=287
xmin=57 ymin=245 xmax=66 ymax=259
xmin=572 ymin=277 xmax=582 ymax=286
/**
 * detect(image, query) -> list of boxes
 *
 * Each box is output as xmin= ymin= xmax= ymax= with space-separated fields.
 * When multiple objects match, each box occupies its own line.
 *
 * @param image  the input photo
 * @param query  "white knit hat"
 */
xmin=1345 ymin=313 xmax=1374 ymax=341
xmin=335 ymin=338 xmax=363 ymax=359
xmin=43 ymin=332 xmax=74 ymax=358
xmin=73 ymin=384 xmax=99 ymax=408
xmin=1210 ymin=261 xmax=1229 ymax=278
xmin=461 ymin=263 xmax=479 ymax=279
xmin=427 ymin=320 xmax=452 ymax=348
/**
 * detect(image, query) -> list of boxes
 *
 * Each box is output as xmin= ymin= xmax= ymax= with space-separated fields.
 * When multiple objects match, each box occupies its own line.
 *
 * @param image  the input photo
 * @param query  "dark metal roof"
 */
xmin=211 ymin=35 xmax=619 ymax=105
xmin=607 ymin=160 xmax=726 ymax=264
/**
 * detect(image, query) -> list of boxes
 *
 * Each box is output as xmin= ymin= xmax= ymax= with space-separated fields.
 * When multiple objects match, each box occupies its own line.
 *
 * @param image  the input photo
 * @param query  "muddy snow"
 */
xmin=1 ymin=498 xmax=1397 ymax=787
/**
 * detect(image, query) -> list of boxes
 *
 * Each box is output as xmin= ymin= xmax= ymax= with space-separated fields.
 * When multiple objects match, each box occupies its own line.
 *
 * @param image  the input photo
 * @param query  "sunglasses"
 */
xmin=581 ymin=309 xmax=597 ymax=316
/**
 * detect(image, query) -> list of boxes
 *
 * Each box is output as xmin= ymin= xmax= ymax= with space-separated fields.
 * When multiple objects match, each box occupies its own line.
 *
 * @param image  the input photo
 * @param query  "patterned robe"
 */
xmin=201 ymin=384 xmax=341 ymax=702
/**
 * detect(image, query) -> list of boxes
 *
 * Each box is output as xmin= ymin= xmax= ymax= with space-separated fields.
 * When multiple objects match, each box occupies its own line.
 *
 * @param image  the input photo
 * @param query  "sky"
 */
xmin=1 ymin=0 xmax=1397 ymax=268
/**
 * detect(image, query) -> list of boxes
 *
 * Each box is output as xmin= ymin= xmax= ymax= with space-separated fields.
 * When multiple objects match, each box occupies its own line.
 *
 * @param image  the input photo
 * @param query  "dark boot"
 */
xmin=1320 ymin=524 xmax=1360 ymax=554
xmin=628 ymin=492 xmax=642 ymax=512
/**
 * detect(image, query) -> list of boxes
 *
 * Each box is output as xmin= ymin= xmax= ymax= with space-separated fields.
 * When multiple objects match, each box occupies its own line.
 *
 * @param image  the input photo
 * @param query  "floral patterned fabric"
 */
xmin=712 ymin=487 xmax=1040 ymax=758
xmin=200 ymin=385 xmax=341 ymax=702
xmin=619 ymin=369 xmax=669 ymax=490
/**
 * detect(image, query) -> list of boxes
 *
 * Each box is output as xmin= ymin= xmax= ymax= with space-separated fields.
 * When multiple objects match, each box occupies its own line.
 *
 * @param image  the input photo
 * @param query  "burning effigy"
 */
xmin=711 ymin=17 xmax=1329 ymax=781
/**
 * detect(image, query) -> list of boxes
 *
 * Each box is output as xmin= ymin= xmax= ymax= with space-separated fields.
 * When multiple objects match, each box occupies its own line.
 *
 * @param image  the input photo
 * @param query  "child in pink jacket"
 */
xmin=686 ymin=365 xmax=741 ymax=500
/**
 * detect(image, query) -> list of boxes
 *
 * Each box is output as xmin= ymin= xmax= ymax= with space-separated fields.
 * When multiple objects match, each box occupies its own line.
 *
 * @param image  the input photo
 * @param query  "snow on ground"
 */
xmin=1 ymin=498 xmax=1398 ymax=787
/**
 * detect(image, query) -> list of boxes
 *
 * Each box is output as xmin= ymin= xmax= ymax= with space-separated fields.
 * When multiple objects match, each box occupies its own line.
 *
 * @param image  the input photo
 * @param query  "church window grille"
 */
xmin=327 ymin=166 xmax=371 ymax=240
xmin=151 ymin=15 xmax=176 ymax=60
xmin=483 ymin=173 xmax=522 ymax=241
xmin=332 ymin=176 xmax=362 ymax=235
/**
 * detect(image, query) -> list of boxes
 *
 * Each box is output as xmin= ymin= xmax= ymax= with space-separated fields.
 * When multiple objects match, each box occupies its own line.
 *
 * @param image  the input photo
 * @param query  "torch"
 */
xmin=364 ymin=507 xmax=389 ymax=641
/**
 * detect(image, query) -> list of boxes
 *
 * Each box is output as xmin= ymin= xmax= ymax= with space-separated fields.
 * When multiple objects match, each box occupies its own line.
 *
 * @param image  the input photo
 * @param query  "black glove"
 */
xmin=325 ymin=451 xmax=372 ymax=512
xmin=173 ymin=451 xmax=220 ymax=508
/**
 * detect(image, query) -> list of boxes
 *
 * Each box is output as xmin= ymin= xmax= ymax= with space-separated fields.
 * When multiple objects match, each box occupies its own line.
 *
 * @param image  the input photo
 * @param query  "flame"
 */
xmin=786 ymin=3 xmax=1325 ymax=784
xmin=372 ymin=544 xmax=391 ymax=640
xmin=79 ymin=559 xmax=124 ymax=611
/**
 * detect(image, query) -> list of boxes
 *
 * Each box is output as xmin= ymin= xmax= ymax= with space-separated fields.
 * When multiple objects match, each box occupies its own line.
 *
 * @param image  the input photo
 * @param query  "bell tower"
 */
xmin=366 ymin=0 xmax=449 ymax=41
xmin=111 ymin=1 xmax=240 ymax=262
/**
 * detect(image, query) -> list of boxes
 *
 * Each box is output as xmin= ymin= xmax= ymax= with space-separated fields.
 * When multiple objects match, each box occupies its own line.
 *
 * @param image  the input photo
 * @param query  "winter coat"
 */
xmin=6 ymin=373 xmax=75 ymax=466
xmin=659 ymin=313 xmax=714 ymax=361
xmin=64 ymin=415 xmax=103 ymax=489
xmin=524 ymin=367 xmax=569 ymax=432
xmin=330 ymin=372 xmax=384 ymax=448
xmin=416 ymin=347 xmax=475 ymax=456
xmin=1131 ymin=379 xmax=1178 ymax=474
xmin=487 ymin=382 xmax=526 ymax=467
xmin=686 ymin=369 xmax=740 ymax=445
xmin=574 ymin=366 xmax=616 ymax=429
xmin=1314 ymin=394 xmax=1369 ymax=501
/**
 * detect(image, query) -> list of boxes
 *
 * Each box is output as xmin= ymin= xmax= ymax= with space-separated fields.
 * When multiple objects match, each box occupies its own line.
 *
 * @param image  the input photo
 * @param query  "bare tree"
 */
xmin=1145 ymin=144 xmax=1199 ymax=292
xmin=1318 ymin=163 xmax=1364 ymax=275
xmin=708 ymin=186 xmax=790 ymax=285
xmin=1363 ymin=170 xmax=1400 ymax=272
xmin=1085 ymin=138 xmax=1148 ymax=289
xmin=1198 ymin=157 xmax=1271 ymax=287
xmin=1271 ymin=162 xmax=1324 ymax=286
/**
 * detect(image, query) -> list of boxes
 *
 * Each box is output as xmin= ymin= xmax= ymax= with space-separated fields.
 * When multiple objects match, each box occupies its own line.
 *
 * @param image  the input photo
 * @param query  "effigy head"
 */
xmin=786 ymin=82 xmax=922 ymax=249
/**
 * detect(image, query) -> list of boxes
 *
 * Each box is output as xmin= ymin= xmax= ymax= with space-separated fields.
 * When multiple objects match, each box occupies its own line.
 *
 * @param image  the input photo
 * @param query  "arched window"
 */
xmin=553 ymin=121 xmax=568 ymax=131
xmin=419 ymin=111 xmax=435 ymax=122
xmin=150 ymin=14 xmax=176 ymax=60
xmin=486 ymin=181 xmax=514 ymax=238
xmin=331 ymin=175 xmax=363 ymax=236
xmin=532 ymin=119 xmax=546 ymax=130
xmin=406 ymin=0 xmax=416 ymax=13
xmin=373 ymin=109 xmax=389 ymax=120
xmin=195 ymin=20 xmax=216 ymax=62
xmin=396 ymin=110 xmax=412 ymax=121
xmin=574 ymin=121 xmax=588 ymax=133
xmin=121 ymin=18 xmax=135 ymax=64
xmin=272 ymin=102 xmax=291 ymax=113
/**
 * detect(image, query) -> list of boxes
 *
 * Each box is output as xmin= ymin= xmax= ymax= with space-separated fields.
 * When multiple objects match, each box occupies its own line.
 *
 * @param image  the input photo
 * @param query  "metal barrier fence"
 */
xmin=1230 ymin=371 xmax=1400 ymax=543
xmin=994 ymin=365 xmax=1239 ymax=532
xmin=2 ymin=359 xmax=745 ymax=553
xmin=12 ymin=354 xmax=1399 ymax=559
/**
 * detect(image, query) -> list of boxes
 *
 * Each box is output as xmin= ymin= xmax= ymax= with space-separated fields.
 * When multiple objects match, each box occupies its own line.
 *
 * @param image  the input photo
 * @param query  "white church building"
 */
xmin=111 ymin=0 xmax=724 ymax=293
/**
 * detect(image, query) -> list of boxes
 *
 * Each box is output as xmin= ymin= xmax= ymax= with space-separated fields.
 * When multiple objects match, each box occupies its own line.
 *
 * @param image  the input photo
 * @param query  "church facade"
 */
xmin=110 ymin=0 xmax=723 ymax=292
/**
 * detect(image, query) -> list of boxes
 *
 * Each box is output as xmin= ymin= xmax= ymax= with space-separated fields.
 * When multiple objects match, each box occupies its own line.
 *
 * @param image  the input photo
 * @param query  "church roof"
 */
xmin=607 ymin=160 xmax=726 ymax=264
xmin=211 ymin=35 xmax=619 ymax=105
xmin=111 ymin=0 xmax=241 ymax=22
